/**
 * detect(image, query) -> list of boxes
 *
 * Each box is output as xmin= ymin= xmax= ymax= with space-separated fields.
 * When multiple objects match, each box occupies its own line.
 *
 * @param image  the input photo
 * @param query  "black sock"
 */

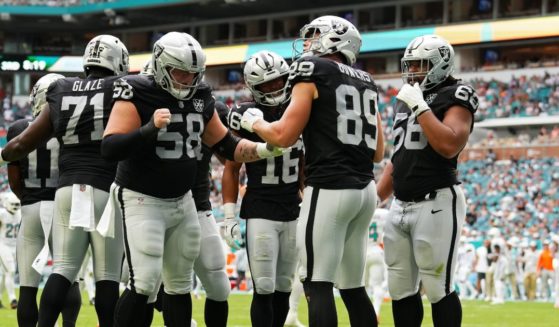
xmin=17 ymin=286 xmax=39 ymax=327
xmin=340 ymin=287 xmax=377 ymax=327
xmin=250 ymin=292 xmax=274 ymax=327
xmin=95 ymin=280 xmax=120 ymax=327
xmin=431 ymin=291 xmax=462 ymax=327
xmin=392 ymin=292 xmax=424 ymax=327
xmin=162 ymin=293 xmax=192 ymax=327
xmin=142 ymin=303 xmax=155 ymax=327
xmin=303 ymin=281 xmax=337 ymax=327
xmin=114 ymin=288 xmax=148 ymax=327
xmin=205 ymin=298 xmax=228 ymax=327
xmin=153 ymin=284 xmax=164 ymax=312
xmin=61 ymin=282 xmax=82 ymax=327
xmin=38 ymin=273 xmax=72 ymax=327
xmin=272 ymin=291 xmax=290 ymax=327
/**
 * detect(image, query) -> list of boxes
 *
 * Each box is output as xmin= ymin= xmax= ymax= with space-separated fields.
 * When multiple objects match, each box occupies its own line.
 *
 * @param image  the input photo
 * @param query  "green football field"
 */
xmin=1 ymin=292 xmax=558 ymax=326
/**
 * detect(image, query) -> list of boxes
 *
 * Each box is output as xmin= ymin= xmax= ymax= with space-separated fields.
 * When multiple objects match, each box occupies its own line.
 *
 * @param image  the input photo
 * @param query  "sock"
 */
xmin=272 ymin=291 xmax=290 ymax=327
xmin=61 ymin=282 xmax=82 ymax=327
xmin=95 ymin=280 xmax=119 ymax=327
xmin=250 ymin=292 xmax=274 ymax=327
xmin=142 ymin=303 xmax=155 ymax=327
xmin=303 ymin=281 xmax=337 ymax=327
xmin=17 ymin=286 xmax=39 ymax=327
xmin=339 ymin=287 xmax=377 ymax=327
xmin=205 ymin=298 xmax=228 ymax=327
xmin=431 ymin=291 xmax=462 ymax=327
xmin=114 ymin=288 xmax=149 ymax=327
xmin=392 ymin=292 xmax=423 ymax=327
xmin=162 ymin=293 xmax=192 ymax=327
xmin=38 ymin=273 xmax=72 ymax=327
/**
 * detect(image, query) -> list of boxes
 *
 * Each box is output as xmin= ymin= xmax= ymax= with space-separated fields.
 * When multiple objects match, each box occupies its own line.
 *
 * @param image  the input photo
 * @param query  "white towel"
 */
xmin=32 ymin=201 xmax=54 ymax=274
xmin=97 ymin=183 xmax=117 ymax=238
xmin=69 ymin=184 xmax=95 ymax=231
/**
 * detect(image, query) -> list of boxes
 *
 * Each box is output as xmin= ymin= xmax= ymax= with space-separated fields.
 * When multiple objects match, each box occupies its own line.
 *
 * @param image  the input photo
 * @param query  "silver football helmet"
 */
xmin=244 ymin=50 xmax=290 ymax=106
xmin=83 ymin=34 xmax=129 ymax=76
xmin=2 ymin=192 xmax=20 ymax=214
xmin=294 ymin=15 xmax=362 ymax=65
xmin=152 ymin=32 xmax=206 ymax=100
xmin=30 ymin=73 xmax=65 ymax=118
xmin=401 ymin=34 xmax=455 ymax=91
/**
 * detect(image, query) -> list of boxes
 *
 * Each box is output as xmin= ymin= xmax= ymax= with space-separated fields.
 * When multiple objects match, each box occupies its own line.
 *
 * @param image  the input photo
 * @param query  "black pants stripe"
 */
xmin=445 ymin=186 xmax=458 ymax=295
xmin=117 ymin=186 xmax=136 ymax=292
xmin=305 ymin=188 xmax=320 ymax=281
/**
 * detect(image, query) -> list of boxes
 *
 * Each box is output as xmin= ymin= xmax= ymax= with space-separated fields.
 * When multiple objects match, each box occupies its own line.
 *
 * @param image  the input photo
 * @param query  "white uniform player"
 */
xmin=0 ymin=192 xmax=21 ymax=308
xmin=365 ymin=208 xmax=388 ymax=319
xmin=456 ymin=240 xmax=476 ymax=299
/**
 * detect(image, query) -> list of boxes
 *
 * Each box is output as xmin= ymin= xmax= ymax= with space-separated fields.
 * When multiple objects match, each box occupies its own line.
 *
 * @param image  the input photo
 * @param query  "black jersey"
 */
xmin=113 ymin=75 xmax=215 ymax=199
xmin=229 ymin=102 xmax=302 ymax=221
xmin=391 ymin=80 xmax=478 ymax=201
xmin=6 ymin=119 xmax=58 ymax=205
xmin=191 ymin=101 xmax=230 ymax=211
xmin=47 ymin=76 xmax=119 ymax=192
xmin=192 ymin=145 xmax=212 ymax=211
xmin=288 ymin=56 xmax=378 ymax=189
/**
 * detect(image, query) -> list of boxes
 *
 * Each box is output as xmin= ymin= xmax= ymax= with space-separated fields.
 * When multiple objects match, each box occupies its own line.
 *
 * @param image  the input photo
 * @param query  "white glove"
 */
xmin=221 ymin=203 xmax=242 ymax=249
xmin=256 ymin=143 xmax=289 ymax=159
xmin=241 ymin=108 xmax=264 ymax=132
xmin=396 ymin=82 xmax=431 ymax=117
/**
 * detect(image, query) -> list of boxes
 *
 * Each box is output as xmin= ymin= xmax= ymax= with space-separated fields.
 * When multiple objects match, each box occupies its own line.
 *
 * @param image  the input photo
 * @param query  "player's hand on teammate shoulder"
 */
xmin=256 ymin=143 xmax=290 ymax=159
xmin=397 ymin=82 xmax=431 ymax=117
xmin=153 ymin=108 xmax=172 ymax=129
xmin=240 ymin=108 xmax=264 ymax=132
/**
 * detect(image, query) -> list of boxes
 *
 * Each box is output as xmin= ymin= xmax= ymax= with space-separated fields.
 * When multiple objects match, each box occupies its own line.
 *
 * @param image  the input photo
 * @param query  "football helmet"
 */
xmin=401 ymin=34 xmax=454 ymax=91
xmin=152 ymin=32 xmax=206 ymax=100
xmin=244 ymin=50 xmax=290 ymax=106
xmin=294 ymin=15 xmax=361 ymax=65
xmin=83 ymin=34 xmax=129 ymax=76
xmin=30 ymin=73 xmax=65 ymax=118
xmin=3 ymin=192 xmax=20 ymax=214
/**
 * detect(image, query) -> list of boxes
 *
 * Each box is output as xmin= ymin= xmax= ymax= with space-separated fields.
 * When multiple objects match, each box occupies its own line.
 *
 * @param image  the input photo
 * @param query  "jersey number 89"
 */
xmin=336 ymin=84 xmax=378 ymax=150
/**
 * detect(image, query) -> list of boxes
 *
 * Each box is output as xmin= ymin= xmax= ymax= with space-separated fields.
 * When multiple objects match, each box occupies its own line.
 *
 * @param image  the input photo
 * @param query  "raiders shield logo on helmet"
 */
xmin=438 ymin=46 xmax=451 ymax=62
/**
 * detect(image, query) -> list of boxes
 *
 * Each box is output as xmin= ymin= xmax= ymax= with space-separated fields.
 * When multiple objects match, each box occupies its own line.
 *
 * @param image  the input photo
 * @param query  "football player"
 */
xmin=0 ymin=192 xmax=21 ymax=309
xmin=376 ymin=35 xmax=478 ymax=327
xmin=190 ymin=101 xmax=232 ymax=327
xmin=239 ymin=16 xmax=384 ymax=327
xmin=222 ymin=50 xmax=304 ymax=326
xmin=0 ymin=34 xmax=129 ymax=327
xmin=7 ymin=74 xmax=82 ymax=326
xmin=100 ymin=31 xmax=286 ymax=327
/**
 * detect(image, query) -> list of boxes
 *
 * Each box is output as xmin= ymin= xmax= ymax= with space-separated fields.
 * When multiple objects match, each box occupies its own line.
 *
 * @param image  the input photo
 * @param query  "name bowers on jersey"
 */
xmin=336 ymin=62 xmax=371 ymax=82
xmin=72 ymin=79 xmax=104 ymax=92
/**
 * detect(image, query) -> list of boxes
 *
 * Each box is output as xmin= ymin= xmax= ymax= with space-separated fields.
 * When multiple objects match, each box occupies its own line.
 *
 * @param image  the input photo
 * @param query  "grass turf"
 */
xmin=1 ymin=292 xmax=558 ymax=326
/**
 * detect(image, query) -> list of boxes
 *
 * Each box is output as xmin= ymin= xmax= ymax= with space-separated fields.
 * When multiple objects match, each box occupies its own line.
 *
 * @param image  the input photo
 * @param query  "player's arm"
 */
xmin=101 ymin=100 xmax=166 ymax=161
xmin=416 ymin=106 xmax=472 ymax=159
xmin=248 ymin=82 xmax=315 ymax=148
xmin=373 ymin=113 xmax=384 ymax=163
xmin=202 ymin=110 xmax=285 ymax=163
xmin=1 ymin=105 xmax=53 ymax=163
xmin=222 ymin=159 xmax=242 ymax=215
xmin=376 ymin=161 xmax=394 ymax=201
xmin=298 ymin=152 xmax=306 ymax=195
xmin=7 ymin=165 xmax=23 ymax=200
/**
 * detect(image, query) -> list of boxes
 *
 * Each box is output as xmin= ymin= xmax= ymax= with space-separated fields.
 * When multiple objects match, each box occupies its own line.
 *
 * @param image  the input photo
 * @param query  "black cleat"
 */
xmin=10 ymin=299 xmax=17 ymax=309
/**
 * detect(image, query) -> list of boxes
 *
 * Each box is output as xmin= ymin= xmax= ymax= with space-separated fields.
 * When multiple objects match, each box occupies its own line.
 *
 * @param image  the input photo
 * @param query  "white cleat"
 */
xmin=285 ymin=311 xmax=305 ymax=327
xmin=191 ymin=318 xmax=198 ymax=327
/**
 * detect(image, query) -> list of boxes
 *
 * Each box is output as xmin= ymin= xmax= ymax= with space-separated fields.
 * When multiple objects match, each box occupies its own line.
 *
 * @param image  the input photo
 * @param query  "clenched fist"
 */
xmin=154 ymin=108 xmax=172 ymax=128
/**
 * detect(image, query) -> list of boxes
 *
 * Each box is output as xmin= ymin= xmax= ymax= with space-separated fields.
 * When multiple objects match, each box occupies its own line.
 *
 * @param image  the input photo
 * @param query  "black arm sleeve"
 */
xmin=101 ymin=118 xmax=159 ymax=161
xmin=211 ymin=131 xmax=241 ymax=161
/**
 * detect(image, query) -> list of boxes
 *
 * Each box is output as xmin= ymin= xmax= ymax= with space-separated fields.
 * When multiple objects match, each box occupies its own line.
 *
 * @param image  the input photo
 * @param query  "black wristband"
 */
xmin=139 ymin=116 xmax=160 ymax=139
